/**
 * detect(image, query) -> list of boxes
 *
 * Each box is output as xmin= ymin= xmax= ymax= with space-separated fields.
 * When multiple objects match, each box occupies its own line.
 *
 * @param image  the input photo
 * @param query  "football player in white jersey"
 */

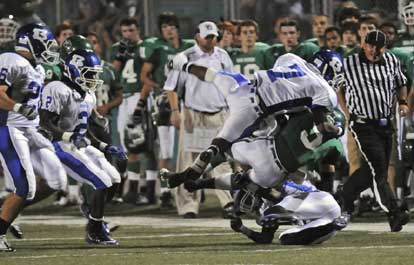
xmin=0 ymin=23 xmax=62 ymax=252
xmin=39 ymin=49 xmax=126 ymax=246
xmin=162 ymin=52 xmax=339 ymax=188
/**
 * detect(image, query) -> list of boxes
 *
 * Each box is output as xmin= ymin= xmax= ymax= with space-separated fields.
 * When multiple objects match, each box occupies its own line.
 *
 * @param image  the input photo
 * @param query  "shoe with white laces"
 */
xmin=0 ymin=235 xmax=15 ymax=252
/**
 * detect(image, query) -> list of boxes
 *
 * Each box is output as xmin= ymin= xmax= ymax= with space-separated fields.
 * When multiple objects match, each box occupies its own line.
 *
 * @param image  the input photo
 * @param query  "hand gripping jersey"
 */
xmin=40 ymin=80 xmax=95 ymax=133
xmin=0 ymin=52 xmax=45 ymax=127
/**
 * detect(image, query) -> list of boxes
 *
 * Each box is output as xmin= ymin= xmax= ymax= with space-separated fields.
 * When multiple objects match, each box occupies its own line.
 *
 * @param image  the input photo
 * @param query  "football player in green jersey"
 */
xmin=340 ymin=22 xmax=359 ymax=55
xmin=306 ymin=14 xmax=330 ymax=48
xmin=181 ymin=109 xmax=346 ymax=245
xmin=324 ymin=26 xmax=348 ymax=57
xmin=138 ymin=13 xmax=194 ymax=207
xmin=109 ymin=17 xmax=145 ymax=205
xmin=230 ymin=19 xmax=266 ymax=80
xmin=263 ymin=19 xmax=319 ymax=69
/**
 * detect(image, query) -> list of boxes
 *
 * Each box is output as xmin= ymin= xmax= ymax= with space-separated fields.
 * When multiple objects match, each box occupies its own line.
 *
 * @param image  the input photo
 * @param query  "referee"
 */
xmin=338 ymin=30 xmax=409 ymax=232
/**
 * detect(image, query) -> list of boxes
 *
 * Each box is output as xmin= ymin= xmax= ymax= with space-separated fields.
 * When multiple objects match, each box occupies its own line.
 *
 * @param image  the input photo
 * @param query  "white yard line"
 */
xmin=6 ymin=244 xmax=414 ymax=260
xmin=14 ymin=215 xmax=414 ymax=232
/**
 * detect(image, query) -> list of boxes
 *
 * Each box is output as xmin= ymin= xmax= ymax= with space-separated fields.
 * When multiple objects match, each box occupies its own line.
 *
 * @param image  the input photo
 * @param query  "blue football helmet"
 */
xmin=309 ymin=49 xmax=345 ymax=91
xmin=15 ymin=23 xmax=59 ymax=65
xmin=63 ymin=49 xmax=103 ymax=92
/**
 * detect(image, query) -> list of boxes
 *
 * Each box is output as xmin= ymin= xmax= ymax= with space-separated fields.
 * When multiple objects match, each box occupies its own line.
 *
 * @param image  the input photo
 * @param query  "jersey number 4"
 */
xmin=122 ymin=59 xmax=137 ymax=84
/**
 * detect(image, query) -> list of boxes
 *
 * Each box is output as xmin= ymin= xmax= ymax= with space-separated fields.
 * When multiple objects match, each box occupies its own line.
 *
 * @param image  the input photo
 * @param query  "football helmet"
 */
xmin=124 ymin=110 xmax=147 ymax=154
xmin=15 ymin=23 xmax=59 ymax=65
xmin=63 ymin=49 xmax=103 ymax=92
xmin=0 ymin=17 xmax=20 ymax=45
xmin=309 ymin=48 xmax=345 ymax=91
xmin=327 ymin=108 xmax=346 ymax=136
xmin=60 ymin=35 xmax=93 ymax=61
xmin=402 ymin=2 xmax=414 ymax=26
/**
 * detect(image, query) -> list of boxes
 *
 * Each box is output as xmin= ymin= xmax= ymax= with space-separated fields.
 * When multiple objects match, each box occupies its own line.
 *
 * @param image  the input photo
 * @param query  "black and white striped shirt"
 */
xmin=343 ymin=51 xmax=406 ymax=119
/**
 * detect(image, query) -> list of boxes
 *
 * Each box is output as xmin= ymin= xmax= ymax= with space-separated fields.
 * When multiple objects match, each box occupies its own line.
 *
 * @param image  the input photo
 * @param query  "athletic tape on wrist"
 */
xmin=204 ymin=67 xmax=218 ymax=82
xmin=12 ymin=103 xmax=22 ymax=112
xmin=62 ymin=132 xmax=74 ymax=143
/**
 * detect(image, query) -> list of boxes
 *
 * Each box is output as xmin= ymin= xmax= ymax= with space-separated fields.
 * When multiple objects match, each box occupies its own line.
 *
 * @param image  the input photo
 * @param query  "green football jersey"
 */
xmin=141 ymin=37 xmax=194 ymax=95
xmin=230 ymin=48 xmax=266 ymax=80
xmin=275 ymin=111 xmax=344 ymax=172
xmin=263 ymin=42 xmax=320 ymax=69
xmin=395 ymin=33 xmax=414 ymax=55
xmin=255 ymin=42 xmax=270 ymax=51
xmin=109 ymin=40 xmax=144 ymax=95
xmin=95 ymin=60 xmax=122 ymax=107
xmin=42 ymin=64 xmax=62 ymax=83
xmin=388 ymin=47 xmax=413 ymax=86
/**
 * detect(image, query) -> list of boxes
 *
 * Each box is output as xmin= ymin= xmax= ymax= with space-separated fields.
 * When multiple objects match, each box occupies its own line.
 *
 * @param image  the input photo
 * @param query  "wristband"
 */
xmin=12 ymin=103 xmax=22 ymax=112
xmin=99 ymin=142 xmax=108 ymax=151
xmin=62 ymin=132 xmax=74 ymax=142
xmin=171 ymin=109 xmax=179 ymax=112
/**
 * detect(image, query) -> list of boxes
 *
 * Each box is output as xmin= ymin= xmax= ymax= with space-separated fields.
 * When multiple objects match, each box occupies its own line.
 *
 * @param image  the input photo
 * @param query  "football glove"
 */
xmin=13 ymin=103 xmax=38 ymax=120
xmin=103 ymin=144 xmax=128 ymax=161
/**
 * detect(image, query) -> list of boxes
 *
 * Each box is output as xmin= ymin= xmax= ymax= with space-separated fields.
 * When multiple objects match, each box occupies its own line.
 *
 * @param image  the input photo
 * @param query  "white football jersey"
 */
xmin=0 ymin=52 xmax=45 ymax=127
xmin=212 ymin=53 xmax=337 ymax=112
xmin=40 ymin=81 xmax=96 ymax=132
xmin=256 ymin=53 xmax=337 ymax=109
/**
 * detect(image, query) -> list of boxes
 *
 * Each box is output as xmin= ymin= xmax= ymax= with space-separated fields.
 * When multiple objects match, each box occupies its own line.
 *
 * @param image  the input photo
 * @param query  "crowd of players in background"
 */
xmin=1 ymin=0 xmax=414 ymax=250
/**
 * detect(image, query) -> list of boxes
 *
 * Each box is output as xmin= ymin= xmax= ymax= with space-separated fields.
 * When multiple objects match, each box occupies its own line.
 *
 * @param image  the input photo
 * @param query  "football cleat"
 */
xmin=388 ymin=210 xmax=409 ymax=232
xmin=332 ymin=215 xmax=349 ymax=230
xmin=0 ymin=235 xmax=15 ymax=252
xmin=159 ymin=168 xmax=187 ymax=188
xmin=86 ymin=229 xmax=119 ymax=246
xmin=9 ymin=224 xmax=23 ymax=239
xmin=160 ymin=191 xmax=174 ymax=209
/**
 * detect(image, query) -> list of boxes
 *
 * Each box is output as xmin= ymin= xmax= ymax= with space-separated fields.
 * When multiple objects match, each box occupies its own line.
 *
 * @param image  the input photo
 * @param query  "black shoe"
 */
xmin=159 ymin=168 xmax=187 ymax=188
xmin=86 ymin=227 xmax=119 ymax=246
xmin=160 ymin=191 xmax=174 ymax=209
xmin=222 ymin=203 xmax=235 ymax=219
xmin=388 ymin=210 xmax=410 ymax=232
xmin=183 ymin=212 xmax=197 ymax=219
xmin=9 ymin=224 xmax=23 ymax=239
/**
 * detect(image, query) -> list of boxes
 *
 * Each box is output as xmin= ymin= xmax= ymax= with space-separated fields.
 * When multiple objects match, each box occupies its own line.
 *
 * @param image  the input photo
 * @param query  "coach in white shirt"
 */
xmin=164 ymin=21 xmax=234 ymax=218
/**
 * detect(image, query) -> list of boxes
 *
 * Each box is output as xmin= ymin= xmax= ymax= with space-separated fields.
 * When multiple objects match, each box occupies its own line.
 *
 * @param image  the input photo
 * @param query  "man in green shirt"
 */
xmin=109 ymin=17 xmax=145 ymax=205
xmin=230 ymin=19 xmax=266 ymax=80
xmin=139 ymin=13 xmax=194 ymax=207
xmin=264 ymin=19 xmax=319 ymax=69
xmin=306 ymin=14 xmax=330 ymax=48
xmin=324 ymin=26 xmax=348 ymax=57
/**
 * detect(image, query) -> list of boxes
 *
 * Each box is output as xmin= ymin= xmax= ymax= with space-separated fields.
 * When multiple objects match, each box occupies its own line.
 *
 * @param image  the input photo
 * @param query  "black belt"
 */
xmin=350 ymin=114 xmax=392 ymax=127
xmin=191 ymin=108 xmax=225 ymax=115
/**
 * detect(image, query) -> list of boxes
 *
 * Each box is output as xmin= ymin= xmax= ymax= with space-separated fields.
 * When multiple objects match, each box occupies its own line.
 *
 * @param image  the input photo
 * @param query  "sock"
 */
xmin=0 ymin=218 xmax=11 ymax=235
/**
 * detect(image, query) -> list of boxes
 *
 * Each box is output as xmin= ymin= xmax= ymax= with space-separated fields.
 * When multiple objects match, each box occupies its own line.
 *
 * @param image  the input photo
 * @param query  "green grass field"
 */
xmin=1 ymin=196 xmax=413 ymax=265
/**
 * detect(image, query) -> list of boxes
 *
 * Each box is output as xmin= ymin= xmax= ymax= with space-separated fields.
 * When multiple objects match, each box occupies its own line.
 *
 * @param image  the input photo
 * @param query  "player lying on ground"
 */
xmin=182 ymin=109 xmax=347 ymax=244
xmin=161 ymin=51 xmax=342 ymax=188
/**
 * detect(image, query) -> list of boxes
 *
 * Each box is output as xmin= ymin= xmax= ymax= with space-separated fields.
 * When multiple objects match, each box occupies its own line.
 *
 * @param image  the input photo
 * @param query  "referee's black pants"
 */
xmin=342 ymin=121 xmax=398 ymax=214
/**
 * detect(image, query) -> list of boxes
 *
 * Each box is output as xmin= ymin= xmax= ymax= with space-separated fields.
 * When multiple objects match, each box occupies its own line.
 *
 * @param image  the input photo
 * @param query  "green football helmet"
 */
xmin=60 ymin=35 xmax=93 ymax=61
xmin=327 ymin=108 xmax=346 ymax=136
